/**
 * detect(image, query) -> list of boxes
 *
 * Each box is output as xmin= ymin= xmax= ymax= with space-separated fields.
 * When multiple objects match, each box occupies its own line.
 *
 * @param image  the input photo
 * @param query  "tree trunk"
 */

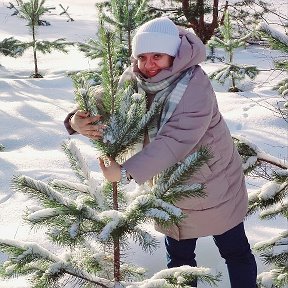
xmin=107 ymin=33 xmax=116 ymax=112
xmin=126 ymin=0 xmax=132 ymax=57
xmin=229 ymin=75 xmax=239 ymax=92
xmin=181 ymin=0 xmax=220 ymax=43
xmin=112 ymin=182 xmax=121 ymax=284
xmin=112 ymin=182 xmax=118 ymax=210
xmin=32 ymin=23 xmax=41 ymax=78
xmin=113 ymin=236 xmax=121 ymax=284
xmin=228 ymin=51 xmax=240 ymax=91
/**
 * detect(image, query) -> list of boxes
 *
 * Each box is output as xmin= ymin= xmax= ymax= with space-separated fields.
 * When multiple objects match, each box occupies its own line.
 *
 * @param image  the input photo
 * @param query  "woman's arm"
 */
xmin=64 ymin=110 xmax=78 ymax=135
xmin=123 ymin=69 xmax=216 ymax=184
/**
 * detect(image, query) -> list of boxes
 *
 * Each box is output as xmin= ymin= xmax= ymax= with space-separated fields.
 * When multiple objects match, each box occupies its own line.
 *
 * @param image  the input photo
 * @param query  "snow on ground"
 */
xmin=0 ymin=0 xmax=287 ymax=287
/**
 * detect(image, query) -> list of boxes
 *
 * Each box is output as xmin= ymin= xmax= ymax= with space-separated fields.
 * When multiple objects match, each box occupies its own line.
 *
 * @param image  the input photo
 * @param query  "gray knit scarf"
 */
xmin=136 ymin=67 xmax=194 ymax=141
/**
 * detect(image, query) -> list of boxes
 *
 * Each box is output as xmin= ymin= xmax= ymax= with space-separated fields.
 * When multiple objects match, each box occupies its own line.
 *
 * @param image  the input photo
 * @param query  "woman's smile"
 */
xmin=146 ymin=69 xmax=160 ymax=77
xmin=137 ymin=53 xmax=174 ymax=78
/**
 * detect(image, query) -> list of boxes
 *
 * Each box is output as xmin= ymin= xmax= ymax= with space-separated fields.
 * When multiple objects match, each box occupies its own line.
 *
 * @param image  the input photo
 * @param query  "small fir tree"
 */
xmin=15 ymin=0 xmax=72 ymax=78
xmin=233 ymin=135 xmax=288 ymax=288
xmin=248 ymin=170 xmax=288 ymax=288
xmin=96 ymin=0 xmax=152 ymax=63
xmin=71 ymin=17 xmax=218 ymax=286
xmin=208 ymin=11 xmax=259 ymax=92
xmin=0 ymin=4 xmax=222 ymax=288
xmin=78 ymin=0 xmax=153 ymax=80
xmin=0 ymin=38 xmax=219 ymax=288
xmin=233 ymin=25 xmax=288 ymax=284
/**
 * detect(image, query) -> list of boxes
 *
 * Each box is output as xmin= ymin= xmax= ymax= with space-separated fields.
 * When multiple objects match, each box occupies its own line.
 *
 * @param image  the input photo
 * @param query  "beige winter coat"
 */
xmin=122 ymin=28 xmax=248 ymax=240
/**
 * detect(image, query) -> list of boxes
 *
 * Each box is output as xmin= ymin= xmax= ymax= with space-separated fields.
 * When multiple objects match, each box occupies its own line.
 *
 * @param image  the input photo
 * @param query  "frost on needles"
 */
xmin=0 ymin=62 xmax=219 ymax=288
xmin=0 ymin=122 xmax=218 ymax=287
xmin=0 ymin=2 xmax=221 ymax=287
xmin=0 ymin=96 xmax=218 ymax=287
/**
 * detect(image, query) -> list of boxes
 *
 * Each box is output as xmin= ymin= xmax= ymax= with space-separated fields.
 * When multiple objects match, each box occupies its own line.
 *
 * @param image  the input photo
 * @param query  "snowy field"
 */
xmin=0 ymin=0 xmax=287 ymax=287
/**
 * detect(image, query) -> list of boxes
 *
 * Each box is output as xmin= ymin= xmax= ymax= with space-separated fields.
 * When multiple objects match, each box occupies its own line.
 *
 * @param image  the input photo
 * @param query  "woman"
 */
xmin=64 ymin=17 xmax=257 ymax=288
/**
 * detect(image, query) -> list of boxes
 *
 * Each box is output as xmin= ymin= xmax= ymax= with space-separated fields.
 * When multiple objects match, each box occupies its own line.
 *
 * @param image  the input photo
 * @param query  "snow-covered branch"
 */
xmin=0 ymin=238 xmax=114 ymax=288
xmin=258 ymin=22 xmax=288 ymax=46
xmin=125 ymin=266 xmax=221 ymax=288
xmin=233 ymin=135 xmax=288 ymax=170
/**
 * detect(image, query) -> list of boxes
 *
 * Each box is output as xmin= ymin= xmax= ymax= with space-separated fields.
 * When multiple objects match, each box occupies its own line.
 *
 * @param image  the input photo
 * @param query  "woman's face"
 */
xmin=137 ymin=53 xmax=174 ymax=78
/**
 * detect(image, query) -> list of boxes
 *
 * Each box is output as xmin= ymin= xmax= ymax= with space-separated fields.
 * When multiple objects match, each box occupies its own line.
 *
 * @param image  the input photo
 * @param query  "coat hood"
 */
xmin=131 ymin=27 xmax=206 ymax=82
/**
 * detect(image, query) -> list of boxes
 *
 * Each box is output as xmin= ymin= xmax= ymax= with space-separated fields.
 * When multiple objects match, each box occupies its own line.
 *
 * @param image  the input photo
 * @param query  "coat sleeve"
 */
xmin=64 ymin=109 xmax=77 ymax=135
xmin=123 ymin=68 xmax=216 ymax=184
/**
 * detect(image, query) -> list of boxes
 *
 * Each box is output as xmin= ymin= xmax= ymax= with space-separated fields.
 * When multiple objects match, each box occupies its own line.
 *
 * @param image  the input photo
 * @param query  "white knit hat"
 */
xmin=132 ymin=17 xmax=181 ymax=58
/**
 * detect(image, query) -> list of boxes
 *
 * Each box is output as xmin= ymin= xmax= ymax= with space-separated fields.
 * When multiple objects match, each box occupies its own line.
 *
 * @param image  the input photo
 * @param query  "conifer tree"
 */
xmin=248 ymin=170 xmax=288 ymax=288
xmin=0 ymin=24 xmax=219 ymax=288
xmin=78 ymin=0 xmax=154 ymax=85
xmin=15 ymin=0 xmax=72 ymax=78
xmin=149 ymin=0 xmax=273 ymax=44
xmin=208 ymin=11 xmax=259 ymax=92
xmin=96 ymin=0 xmax=152 ymax=66
xmin=233 ymin=135 xmax=288 ymax=288
xmin=0 ymin=5 xmax=222 ymax=288
xmin=0 ymin=94 xmax=218 ymax=286
xmin=233 ymin=22 xmax=288 ymax=288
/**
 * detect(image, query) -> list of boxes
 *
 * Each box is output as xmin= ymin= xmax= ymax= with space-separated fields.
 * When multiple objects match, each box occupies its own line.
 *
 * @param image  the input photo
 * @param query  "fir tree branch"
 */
xmin=0 ymin=239 xmax=114 ymax=288
xmin=62 ymin=140 xmax=90 ymax=182
xmin=153 ymin=147 xmax=212 ymax=198
xmin=125 ymin=266 xmax=221 ymax=288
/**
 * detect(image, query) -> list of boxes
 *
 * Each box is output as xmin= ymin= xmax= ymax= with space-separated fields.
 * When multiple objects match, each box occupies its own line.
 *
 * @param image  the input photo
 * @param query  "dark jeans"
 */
xmin=165 ymin=222 xmax=257 ymax=288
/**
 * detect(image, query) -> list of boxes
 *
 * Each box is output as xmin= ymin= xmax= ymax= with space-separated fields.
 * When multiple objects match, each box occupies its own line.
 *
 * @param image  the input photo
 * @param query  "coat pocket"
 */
xmin=175 ymin=173 xmax=229 ymax=211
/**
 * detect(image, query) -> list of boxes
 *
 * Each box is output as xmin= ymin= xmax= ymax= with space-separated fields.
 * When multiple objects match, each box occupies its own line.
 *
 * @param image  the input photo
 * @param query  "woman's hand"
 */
xmin=70 ymin=110 xmax=106 ymax=140
xmin=99 ymin=157 xmax=121 ymax=182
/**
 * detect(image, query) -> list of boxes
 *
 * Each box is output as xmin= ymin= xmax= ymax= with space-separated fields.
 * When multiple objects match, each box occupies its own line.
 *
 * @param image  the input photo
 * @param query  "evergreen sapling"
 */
xmin=0 ymin=97 xmax=220 ymax=287
xmin=78 ymin=0 xmax=153 ymax=83
xmin=233 ymin=136 xmax=288 ymax=288
xmin=0 ymin=4 xmax=221 ymax=288
xmin=208 ymin=11 xmax=259 ymax=92
xmin=248 ymin=169 xmax=288 ymax=288
xmin=14 ymin=0 xmax=73 ymax=78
